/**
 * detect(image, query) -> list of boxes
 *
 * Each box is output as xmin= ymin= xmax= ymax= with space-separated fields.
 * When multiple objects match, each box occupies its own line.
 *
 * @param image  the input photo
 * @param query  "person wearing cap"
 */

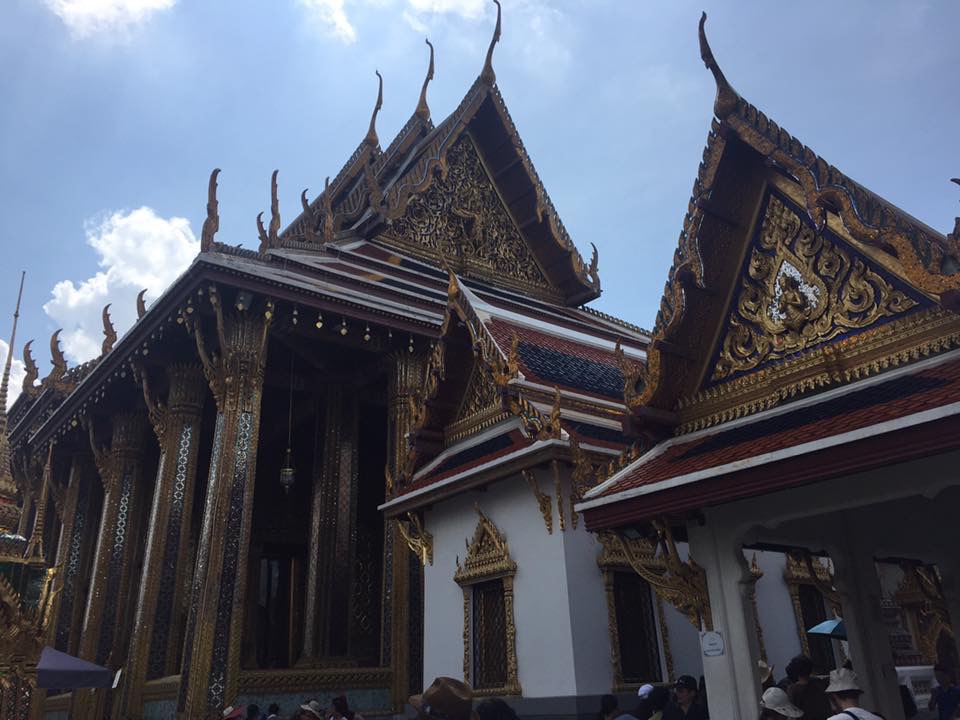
xmin=410 ymin=676 xmax=479 ymax=720
xmin=635 ymin=684 xmax=656 ymax=720
xmin=223 ymin=705 xmax=247 ymax=720
xmin=663 ymin=676 xmax=707 ymax=720
xmin=824 ymin=668 xmax=882 ymax=720
xmin=786 ymin=655 xmax=831 ymax=720
xmin=761 ymin=687 xmax=804 ymax=720
xmin=299 ymin=698 xmax=325 ymax=720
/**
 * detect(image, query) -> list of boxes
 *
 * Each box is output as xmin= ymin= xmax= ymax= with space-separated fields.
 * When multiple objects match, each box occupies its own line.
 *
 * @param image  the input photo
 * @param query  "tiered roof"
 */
xmin=579 ymin=14 xmax=960 ymax=530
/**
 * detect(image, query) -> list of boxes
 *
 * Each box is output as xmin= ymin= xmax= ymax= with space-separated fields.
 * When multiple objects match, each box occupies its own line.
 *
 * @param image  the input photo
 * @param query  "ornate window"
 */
xmin=598 ymin=534 xmax=669 ymax=690
xmin=454 ymin=508 xmax=521 ymax=696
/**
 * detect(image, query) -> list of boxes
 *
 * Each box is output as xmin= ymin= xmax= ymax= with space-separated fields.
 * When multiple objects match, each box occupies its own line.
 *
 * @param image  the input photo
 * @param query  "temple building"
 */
xmin=2 ymin=6 xmax=959 ymax=720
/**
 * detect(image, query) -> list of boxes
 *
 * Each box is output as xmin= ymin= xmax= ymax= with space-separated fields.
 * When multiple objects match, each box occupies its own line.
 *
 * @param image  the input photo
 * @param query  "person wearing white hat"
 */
xmin=824 ymin=669 xmax=882 ymax=720
xmin=760 ymin=687 xmax=804 ymax=720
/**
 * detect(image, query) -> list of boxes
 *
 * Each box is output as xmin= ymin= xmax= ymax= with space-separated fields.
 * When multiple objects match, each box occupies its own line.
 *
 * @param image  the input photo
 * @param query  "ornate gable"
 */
xmin=454 ymin=507 xmax=516 ymax=584
xmin=445 ymin=358 xmax=508 ymax=446
xmin=377 ymin=134 xmax=557 ymax=301
xmin=711 ymin=192 xmax=927 ymax=384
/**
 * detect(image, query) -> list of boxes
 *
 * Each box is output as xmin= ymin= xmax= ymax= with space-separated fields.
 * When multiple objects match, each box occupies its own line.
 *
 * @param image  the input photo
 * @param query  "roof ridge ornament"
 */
xmin=136 ymin=289 xmax=148 ymax=320
xmin=200 ymin=168 xmax=221 ymax=252
xmin=698 ymin=12 xmax=739 ymax=119
xmin=21 ymin=340 xmax=38 ymax=395
xmin=101 ymin=304 xmax=117 ymax=356
xmin=322 ymin=176 xmax=334 ymax=243
xmin=416 ymin=39 xmax=435 ymax=122
xmin=365 ymin=70 xmax=384 ymax=148
xmin=47 ymin=329 xmax=67 ymax=386
xmin=257 ymin=169 xmax=281 ymax=254
xmin=480 ymin=0 xmax=502 ymax=86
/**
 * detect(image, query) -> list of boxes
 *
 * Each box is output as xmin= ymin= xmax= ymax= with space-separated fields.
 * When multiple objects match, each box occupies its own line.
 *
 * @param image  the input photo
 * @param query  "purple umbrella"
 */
xmin=36 ymin=646 xmax=120 ymax=689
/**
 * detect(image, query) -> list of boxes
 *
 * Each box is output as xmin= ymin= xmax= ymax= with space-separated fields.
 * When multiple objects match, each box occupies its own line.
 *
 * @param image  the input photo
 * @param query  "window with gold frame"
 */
xmin=454 ymin=508 xmax=521 ymax=697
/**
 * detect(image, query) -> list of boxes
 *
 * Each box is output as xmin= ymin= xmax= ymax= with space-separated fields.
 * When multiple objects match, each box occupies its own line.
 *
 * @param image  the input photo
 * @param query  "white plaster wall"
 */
xmin=662 ymin=596 xmax=704 ymax=680
xmin=422 ymin=466 xmax=613 ymax=699
xmin=749 ymin=550 xmax=804 ymax=677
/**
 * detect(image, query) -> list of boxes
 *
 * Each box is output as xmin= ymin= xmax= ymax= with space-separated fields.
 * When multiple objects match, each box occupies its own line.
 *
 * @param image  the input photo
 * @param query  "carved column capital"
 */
xmin=167 ymin=363 xmax=207 ymax=415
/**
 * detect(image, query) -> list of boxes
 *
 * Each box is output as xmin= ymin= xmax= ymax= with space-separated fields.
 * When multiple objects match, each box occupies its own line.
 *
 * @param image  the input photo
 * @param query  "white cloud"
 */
xmin=42 ymin=0 xmax=176 ymax=38
xmin=298 ymin=0 xmax=358 ymax=43
xmin=406 ymin=0 xmax=485 ymax=19
xmin=44 ymin=207 xmax=198 ymax=364
xmin=0 ymin=340 xmax=26 ymax=411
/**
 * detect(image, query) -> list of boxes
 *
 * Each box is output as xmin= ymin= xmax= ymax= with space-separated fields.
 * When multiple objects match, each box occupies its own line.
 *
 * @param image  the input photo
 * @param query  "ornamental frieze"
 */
xmin=378 ymin=134 xmax=556 ymax=299
xmin=711 ymin=193 xmax=922 ymax=382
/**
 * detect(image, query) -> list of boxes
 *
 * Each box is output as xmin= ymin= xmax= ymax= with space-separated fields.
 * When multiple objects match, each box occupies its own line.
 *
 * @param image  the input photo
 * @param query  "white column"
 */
xmin=688 ymin=515 xmax=761 ymax=720
xmin=830 ymin=515 xmax=905 ymax=720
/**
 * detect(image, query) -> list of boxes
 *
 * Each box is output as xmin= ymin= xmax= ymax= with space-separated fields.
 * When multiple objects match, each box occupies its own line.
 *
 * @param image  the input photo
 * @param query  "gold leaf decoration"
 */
xmin=713 ymin=194 xmax=919 ymax=382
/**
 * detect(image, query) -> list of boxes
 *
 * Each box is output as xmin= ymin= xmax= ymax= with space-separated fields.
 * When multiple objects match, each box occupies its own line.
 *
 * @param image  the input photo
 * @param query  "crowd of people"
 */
xmin=218 ymin=656 xmax=960 ymax=720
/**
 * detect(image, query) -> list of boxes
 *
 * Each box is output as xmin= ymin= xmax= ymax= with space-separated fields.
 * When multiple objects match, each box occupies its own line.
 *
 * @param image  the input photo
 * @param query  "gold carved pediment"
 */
xmin=711 ymin=193 xmax=922 ymax=383
xmin=454 ymin=506 xmax=516 ymax=585
xmin=377 ymin=134 xmax=558 ymax=301
xmin=445 ymin=359 xmax=506 ymax=445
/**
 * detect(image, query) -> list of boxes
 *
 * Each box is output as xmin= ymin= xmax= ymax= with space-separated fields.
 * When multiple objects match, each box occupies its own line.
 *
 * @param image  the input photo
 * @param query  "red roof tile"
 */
xmin=592 ymin=355 xmax=960 ymax=500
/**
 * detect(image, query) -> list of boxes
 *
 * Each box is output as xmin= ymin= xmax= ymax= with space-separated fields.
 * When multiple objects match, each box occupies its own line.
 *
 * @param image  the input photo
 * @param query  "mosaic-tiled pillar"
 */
xmin=302 ymin=386 xmax=360 ymax=661
xmin=120 ymin=364 xmax=206 ymax=719
xmin=177 ymin=301 xmax=270 ymax=719
xmin=384 ymin=350 xmax=425 ymax=708
xmin=51 ymin=454 xmax=96 ymax=656
xmin=71 ymin=412 xmax=148 ymax=718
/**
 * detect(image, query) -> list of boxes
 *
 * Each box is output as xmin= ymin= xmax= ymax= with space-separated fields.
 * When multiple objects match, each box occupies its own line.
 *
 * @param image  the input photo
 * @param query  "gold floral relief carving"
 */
xmin=713 ymin=194 xmax=919 ymax=382
xmin=379 ymin=134 xmax=557 ymax=300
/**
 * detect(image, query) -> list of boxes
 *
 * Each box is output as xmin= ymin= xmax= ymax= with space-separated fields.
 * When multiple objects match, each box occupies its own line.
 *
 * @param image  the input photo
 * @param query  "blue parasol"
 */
xmin=807 ymin=619 xmax=847 ymax=640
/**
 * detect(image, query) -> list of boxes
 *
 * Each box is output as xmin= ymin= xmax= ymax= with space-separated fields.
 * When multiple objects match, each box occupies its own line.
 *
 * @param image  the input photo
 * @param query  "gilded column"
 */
xmin=177 ymin=292 xmax=271 ymax=719
xmin=300 ymin=387 xmax=359 ymax=661
xmin=50 ymin=454 xmax=96 ymax=656
xmin=71 ymin=412 xmax=148 ymax=718
xmin=384 ymin=350 xmax=425 ymax=707
xmin=120 ymin=364 xmax=206 ymax=718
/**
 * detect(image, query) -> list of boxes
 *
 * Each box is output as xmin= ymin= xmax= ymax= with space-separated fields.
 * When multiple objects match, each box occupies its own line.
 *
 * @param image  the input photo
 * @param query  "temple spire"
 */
xmin=0 ymin=272 xmax=26 ymax=532
xmin=416 ymin=39 xmax=435 ymax=122
xmin=480 ymin=0 xmax=502 ymax=86
xmin=365 ymin=70 xmax=384 ymax=147
xmin=698 ymin=12 xmax=739 ymax=119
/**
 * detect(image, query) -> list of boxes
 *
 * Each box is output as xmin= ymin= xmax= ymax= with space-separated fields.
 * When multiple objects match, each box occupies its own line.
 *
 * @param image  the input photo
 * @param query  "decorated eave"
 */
xmin=246 ymin=0 xmax=600 ymax=307
xmin=379 ymin=271 xmax=646 ymax=516
xmin=579 ymin=347 xmax=960 ymax=532
xmin=622 ymin=13 xmax=960 ymax=439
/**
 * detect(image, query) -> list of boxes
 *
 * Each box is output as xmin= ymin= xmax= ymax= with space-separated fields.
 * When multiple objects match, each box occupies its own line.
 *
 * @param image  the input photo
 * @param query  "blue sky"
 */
xmin=2 ymin=0 xmax=959 ymax=405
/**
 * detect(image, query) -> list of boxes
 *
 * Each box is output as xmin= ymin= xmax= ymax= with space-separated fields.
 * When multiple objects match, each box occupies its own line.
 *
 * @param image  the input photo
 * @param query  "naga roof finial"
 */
xmin=22 ymin=340 xmax=38 ymax=395
xmin=698 ymin=12 xmax=739 ymax=119
xmin=322 ymin=176 xmax=334 ymax=244
xmin=480 ymin=0 xmax=502 ymax=86
xmin=416 ymin=39 xmax=435 ymax=122
xmin=200 ymin=168 xmax=221 ymax=252
xmin=101 ymin=303 xmax=117 ymax=356
xmin=257 ymin=170 xmax=281 ymax=253
xmin=365 ymin=70 xmax=384 ymax=147
xmin=949 ymin=178 xmax=960 ymax=252
xmin=136 ymin=289 xmax=148 ymax=319
xmin=48 ymin=329 xmax=67 ymax=384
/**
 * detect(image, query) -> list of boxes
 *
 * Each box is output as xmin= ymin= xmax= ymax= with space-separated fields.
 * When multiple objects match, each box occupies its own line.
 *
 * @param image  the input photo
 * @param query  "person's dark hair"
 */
xmin=246 ymin=705 xmax=260 ymax=720
xmin=785 ymin=655 xmax=813 ymax=682
xmin=601 ymin=694 xmax=619 ymax=718
xmin=648 ymin=687 xmax=670 ymax=713
xmin=333 ymin=695 xmax=354 ymax=720
xmin=268 ymin=705 xmax=280 ymax=715
xmin=477 ymin=698 xmax=519 ymax=720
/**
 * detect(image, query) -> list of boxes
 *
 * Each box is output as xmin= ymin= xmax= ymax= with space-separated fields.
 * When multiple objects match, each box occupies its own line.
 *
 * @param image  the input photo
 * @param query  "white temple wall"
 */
xmin=422 ymin=468 xmax=614 ymax=700
xmin=750 ymin=550 xmax=804 ymax=675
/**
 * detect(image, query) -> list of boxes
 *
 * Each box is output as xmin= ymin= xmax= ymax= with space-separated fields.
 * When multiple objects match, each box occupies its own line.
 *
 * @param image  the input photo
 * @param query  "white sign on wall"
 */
xmin=700 ymin=630 xmax=725 ymax=657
